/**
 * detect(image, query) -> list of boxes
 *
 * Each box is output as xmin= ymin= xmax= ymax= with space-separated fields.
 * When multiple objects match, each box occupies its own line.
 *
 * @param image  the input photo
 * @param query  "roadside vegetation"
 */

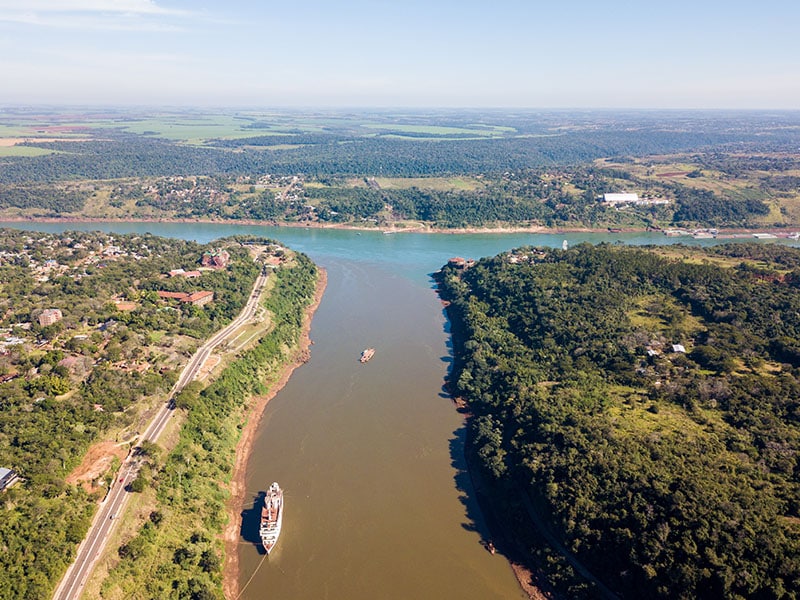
xmin=436 ymin=243 xmax=800 ymax=599
xmin=96 ymin=251 xmax=318 ymax=599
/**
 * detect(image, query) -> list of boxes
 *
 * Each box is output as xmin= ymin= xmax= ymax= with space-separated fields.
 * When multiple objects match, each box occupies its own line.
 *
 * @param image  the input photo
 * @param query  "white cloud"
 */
xmin=0 ymin=0 xmax=185 ymax=15
xmin=0 ymin=11 xmax=183 ymax=31
xmin=0 ymin=0 xmax=193 ymax=31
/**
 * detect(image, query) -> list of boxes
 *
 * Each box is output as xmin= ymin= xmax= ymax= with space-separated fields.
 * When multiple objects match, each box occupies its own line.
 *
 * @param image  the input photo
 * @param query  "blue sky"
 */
xmin=0 ymin=0 xmax=798 ymax=108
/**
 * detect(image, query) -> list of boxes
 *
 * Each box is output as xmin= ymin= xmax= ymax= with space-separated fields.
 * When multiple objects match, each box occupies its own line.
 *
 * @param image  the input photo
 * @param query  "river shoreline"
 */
xmin=222 ymin=266 xmax=327 ymax=600
xmin=2 ymin=214 xmax=796 ymax=238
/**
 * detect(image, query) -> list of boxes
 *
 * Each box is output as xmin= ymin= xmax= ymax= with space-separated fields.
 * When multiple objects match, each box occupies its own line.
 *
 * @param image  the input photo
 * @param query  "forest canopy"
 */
xmin=437 ymin=242 xmax=800 ymax=599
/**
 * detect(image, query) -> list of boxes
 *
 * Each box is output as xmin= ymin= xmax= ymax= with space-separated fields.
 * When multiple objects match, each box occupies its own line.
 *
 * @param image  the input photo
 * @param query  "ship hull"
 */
xmin=260 ymin=482 xmax=283 ymax=554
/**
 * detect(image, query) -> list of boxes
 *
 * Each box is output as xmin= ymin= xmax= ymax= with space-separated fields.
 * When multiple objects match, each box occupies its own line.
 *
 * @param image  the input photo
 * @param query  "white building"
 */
xmin=0 ymin=468 xmax=19 ymax=491
xmin=603 ymin=193 xmax=639 ymax=205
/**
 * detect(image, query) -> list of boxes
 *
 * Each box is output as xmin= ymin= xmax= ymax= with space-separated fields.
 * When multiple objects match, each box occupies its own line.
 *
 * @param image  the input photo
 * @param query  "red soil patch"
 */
xmin=66 ymin=441 xmax=128 ymax=494
xmin=35 ymin=125 xmax=94 ymax=133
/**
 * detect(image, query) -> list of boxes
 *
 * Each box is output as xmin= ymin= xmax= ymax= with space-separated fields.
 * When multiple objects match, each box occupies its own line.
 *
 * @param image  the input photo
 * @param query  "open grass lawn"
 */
xmin=373 ymin=176 xmax=484 ymax=191
xmin=0 ymin=124 xmax=41 ymax=137
xmin=0 ymin=145 xmax=57 ymax=157
xmin=106 ymin=116 xmax=269 ymax=144
xmin=361 ymin=123 xmax=509 ymax=136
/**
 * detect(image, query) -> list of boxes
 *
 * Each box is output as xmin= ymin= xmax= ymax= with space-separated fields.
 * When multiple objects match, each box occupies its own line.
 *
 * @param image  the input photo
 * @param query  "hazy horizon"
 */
xmin=1 ymin=0 xmax=798 ymax=109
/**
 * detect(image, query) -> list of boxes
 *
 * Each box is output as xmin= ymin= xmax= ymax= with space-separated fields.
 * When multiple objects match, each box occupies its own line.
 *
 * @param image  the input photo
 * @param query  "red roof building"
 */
xmin=157 ymin=290 xmax=214 ymax=306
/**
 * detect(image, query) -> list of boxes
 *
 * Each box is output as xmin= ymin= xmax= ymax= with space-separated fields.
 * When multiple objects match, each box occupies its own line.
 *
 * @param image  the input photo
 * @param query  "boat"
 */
xmin=360 ymin=347 xmax=375 ymax=363
xmin=260 ymin=482 xmax=283 ymax=554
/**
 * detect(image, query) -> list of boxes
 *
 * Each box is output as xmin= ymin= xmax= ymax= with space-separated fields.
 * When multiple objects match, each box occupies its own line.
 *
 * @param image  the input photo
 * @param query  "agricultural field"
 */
xmin=1 ymin=108 xmax=799 ymax=230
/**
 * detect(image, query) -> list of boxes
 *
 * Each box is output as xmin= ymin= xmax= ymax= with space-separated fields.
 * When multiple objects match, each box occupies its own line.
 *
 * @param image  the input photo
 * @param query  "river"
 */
xmin=2 ymin=222 xmax=788 ymax=599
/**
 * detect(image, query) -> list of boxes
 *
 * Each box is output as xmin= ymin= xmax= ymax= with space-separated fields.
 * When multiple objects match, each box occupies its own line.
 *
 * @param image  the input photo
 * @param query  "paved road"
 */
xmin=53 ymin=269 xmax=269 ymax=600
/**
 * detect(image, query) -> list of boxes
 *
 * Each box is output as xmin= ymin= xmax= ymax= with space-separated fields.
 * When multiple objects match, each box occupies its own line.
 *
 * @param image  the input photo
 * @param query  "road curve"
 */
xmin=53 ymin=269 xmax=269 ymax=600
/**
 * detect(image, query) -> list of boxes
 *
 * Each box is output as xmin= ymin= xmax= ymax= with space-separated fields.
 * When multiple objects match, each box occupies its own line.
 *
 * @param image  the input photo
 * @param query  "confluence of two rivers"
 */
xmin=2 ymin=222 xmax=763 ymax=599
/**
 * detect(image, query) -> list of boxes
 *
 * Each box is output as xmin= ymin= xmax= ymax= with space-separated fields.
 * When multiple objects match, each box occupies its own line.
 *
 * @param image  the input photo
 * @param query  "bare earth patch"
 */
xmin=66 ymin=441 xmax=128 ymax=493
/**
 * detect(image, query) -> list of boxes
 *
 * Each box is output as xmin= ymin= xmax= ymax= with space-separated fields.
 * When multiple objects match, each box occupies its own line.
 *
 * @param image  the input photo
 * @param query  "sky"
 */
xmin=0 ymin=0 xmax=798 ymax=109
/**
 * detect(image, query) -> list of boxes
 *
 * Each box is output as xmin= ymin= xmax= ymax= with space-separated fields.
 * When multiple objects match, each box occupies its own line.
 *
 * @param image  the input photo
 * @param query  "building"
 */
xmin=38 ymin=308 xmax=63 ymax=327
xmin=157 ymin=290 xmax=214 ymax=306
xmin=0 ymin=468 xmax=19 ymax=491
xmin=184 ymin=291 xmax=214 ymax=306
xmin=603 ymin=193 xmax=639 ymax=205
xmin=168 ymin=269 xmax=202 ymax=278
xmin=447 ymin=257 xmax=475 ymax=269
xmin=201 ymin=250 xmax=230 ymax=269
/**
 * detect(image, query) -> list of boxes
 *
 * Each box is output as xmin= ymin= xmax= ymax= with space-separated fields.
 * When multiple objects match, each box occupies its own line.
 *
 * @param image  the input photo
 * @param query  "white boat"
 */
xmin=260 ymin=482 xmax=283 ymax=554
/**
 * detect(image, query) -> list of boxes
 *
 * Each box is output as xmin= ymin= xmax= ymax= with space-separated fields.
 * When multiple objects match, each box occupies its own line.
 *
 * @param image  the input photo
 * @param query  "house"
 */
xmin=447 ymin=257 xmax=475 ymax=269
xmin=157 ymin=291 xmax=187 ymax=301
xmin=200 ymin=250 xmax=230 ymax=269
xmin=671 ymin=344 xmax=686 ymax=353
xmin=157 ymin=290 xmax=214 ymax=306
xmin=184 ymin=291 xmax=214 ymax=306
xmin=0 ymin=468 xmax=20 ymax=491
xmin=38 ymin=308 xmax=63 ymax=327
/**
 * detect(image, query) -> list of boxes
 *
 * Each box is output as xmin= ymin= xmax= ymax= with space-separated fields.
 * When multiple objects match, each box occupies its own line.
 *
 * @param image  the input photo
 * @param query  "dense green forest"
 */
xmin=0 ymin=126 xmax=787 ymax=184
xmin=0 ymin=229 xmax=269 ymax=599
xmin=437 ymin=243 xmax=800 ymax=599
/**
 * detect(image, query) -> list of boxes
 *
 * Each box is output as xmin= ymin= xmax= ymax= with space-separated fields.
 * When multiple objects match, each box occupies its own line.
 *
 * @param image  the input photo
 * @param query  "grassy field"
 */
xmin=373 ymin=176 xmax=484 ymax=191
xmin=108 ymin=116 xmax=265 ymax=144
xmin=0 ymin=112 xmax=301 ymax=146
xmin=0 ymin=145 xmax=57 ymax=157
xmin=361 ymin=123 xmax=509 ymax=137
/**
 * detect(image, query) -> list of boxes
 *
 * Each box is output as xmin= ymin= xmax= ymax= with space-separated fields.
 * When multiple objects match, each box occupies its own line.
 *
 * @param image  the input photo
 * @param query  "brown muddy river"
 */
xmin=237 ymin=257 xmax=525 ymax=599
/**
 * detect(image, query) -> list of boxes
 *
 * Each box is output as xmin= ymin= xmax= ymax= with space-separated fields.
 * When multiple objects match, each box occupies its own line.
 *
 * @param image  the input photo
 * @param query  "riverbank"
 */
xmin=222 ymin=266 xmax=327 ymax=600
xmin=4 ymin=214 xmax=798 ymax=238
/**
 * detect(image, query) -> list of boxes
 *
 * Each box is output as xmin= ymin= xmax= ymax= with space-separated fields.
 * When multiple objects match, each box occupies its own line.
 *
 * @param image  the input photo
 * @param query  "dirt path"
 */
xmin=222 ymin=267 xmax=327 ymax=600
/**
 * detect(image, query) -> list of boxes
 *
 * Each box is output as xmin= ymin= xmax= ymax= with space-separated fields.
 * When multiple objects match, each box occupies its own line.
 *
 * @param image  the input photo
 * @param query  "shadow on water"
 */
xmin=437 ymin=270 xmax=532 ymax=568
xmin=241 ymin=491 xmax=266 ymax=555
xmin=437 ymin=278 xmax=497 ymax=554
xmin=439 ymin=307 xmax=455 ymax=399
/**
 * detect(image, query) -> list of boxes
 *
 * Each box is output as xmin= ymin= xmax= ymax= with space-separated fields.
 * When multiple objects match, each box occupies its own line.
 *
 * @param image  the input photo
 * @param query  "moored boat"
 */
xmin=360 ymin=347 xmax=375 ymax=363
xmin=260 ymin=482 xmax=283 ymax=554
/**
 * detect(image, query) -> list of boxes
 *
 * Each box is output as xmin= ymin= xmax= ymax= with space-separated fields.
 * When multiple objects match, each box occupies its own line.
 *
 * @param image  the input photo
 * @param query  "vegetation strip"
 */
xmin=96 ymin=251 xmax=319 ymax=599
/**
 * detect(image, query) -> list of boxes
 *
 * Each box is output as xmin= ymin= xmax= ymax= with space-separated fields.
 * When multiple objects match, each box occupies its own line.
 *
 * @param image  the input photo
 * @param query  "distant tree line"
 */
xmin=0 ymin=126 xmax=781 ymax=184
